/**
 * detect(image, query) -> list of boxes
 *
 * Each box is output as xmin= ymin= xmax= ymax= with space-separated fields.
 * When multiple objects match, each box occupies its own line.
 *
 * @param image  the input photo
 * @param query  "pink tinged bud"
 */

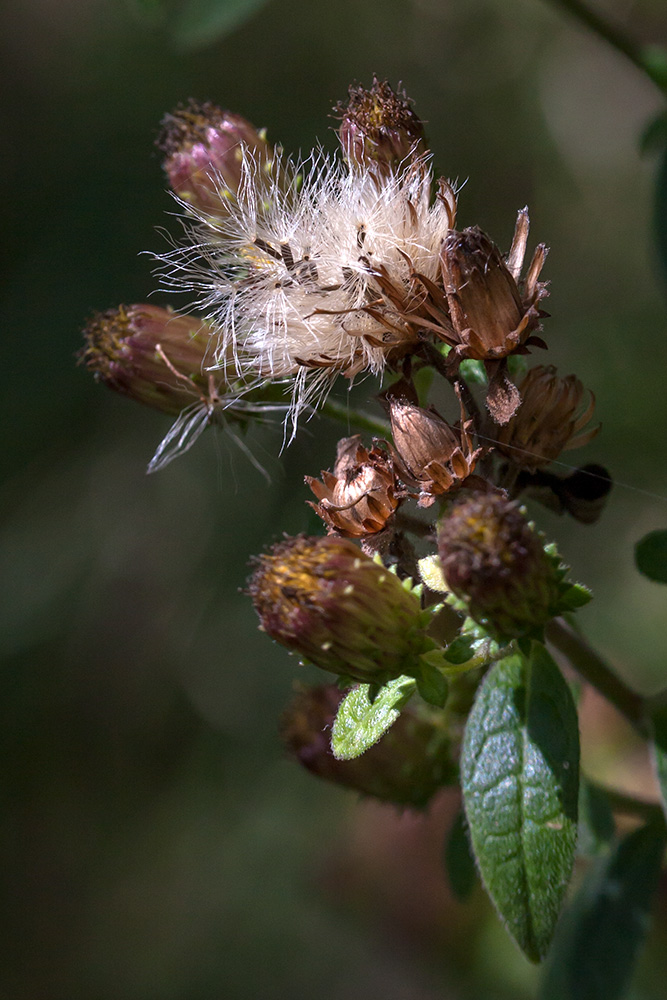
xmin=437 ymin=493 xmax=563 ymax=640
xmin=248 ymin=535 xmax=429 ymax=686
xmin=80 ymin=304 xmax=232 ymax=415
xmin=281 ymin=684 xmax=458 ymax=808
xmin=157 ymin=100 xmax=274 ymax=217
xmin=335 ymin=78 xmax=427 ymax=174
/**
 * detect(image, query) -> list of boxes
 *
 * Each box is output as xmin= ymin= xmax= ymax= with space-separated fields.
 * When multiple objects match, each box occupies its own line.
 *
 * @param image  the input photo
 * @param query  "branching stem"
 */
xmin=546 ymin=618 xmax=649 ymax=737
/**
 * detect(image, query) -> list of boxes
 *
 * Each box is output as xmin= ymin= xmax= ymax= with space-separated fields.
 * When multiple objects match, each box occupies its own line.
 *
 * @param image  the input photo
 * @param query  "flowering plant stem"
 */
xmin=544 ymin=0 xmax=667 ymax=93
xmin=319 ymin=397 xmax=391 ymax=437
xmin=546 ymin=617 xmax=648 ymax=736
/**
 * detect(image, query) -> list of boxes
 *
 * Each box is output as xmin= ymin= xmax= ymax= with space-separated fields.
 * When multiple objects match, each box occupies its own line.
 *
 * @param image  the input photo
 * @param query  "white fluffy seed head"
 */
xmin=154 ymin=147 xmax=456 ymax=435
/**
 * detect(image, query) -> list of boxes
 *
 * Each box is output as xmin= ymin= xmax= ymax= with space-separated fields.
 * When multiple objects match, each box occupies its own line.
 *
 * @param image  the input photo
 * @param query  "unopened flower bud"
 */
xmin=80 ymin=305 xmax=227 ymax=415
xmin=157 ymin=100 xmax=275 ymax=216
xmin=389 ymin=395 xmax=482 ymax=507
xmin=281 ymin=684 xmax=457 ymax=808
xmin=306 ymin=436 xmax=399 ymax=537
xmin=249 ymin=535 xmax=430 ymax=685
xmin=335 ymin=78 xmax=427 ymax=174
xmin=437 ymin=493 xmax=565 ymax=639
xmin=496 ymin=365 xmax=599 ymax=472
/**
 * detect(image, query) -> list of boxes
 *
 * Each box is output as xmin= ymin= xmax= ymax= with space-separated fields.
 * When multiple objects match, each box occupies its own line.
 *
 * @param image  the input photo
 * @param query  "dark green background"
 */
xmin=2 ymin=0 xmax=667 ymax=996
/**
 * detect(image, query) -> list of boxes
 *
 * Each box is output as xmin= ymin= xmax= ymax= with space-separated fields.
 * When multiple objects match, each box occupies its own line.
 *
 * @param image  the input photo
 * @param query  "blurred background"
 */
xmin=2 ymin=0 xmax=667 ymax=996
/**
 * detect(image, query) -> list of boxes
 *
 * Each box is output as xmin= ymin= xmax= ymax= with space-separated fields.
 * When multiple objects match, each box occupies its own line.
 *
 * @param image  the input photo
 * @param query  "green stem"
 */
xmin=545 ymin=618 xmax=649 ymax=737
xmin=319 ymin=397 xmax=392 ymax=438
xmin=544 ymin=0 xmax=667 ymax=93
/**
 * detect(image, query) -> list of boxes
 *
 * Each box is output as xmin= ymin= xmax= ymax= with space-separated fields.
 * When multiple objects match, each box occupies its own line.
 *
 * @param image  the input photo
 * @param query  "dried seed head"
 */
xmin=335 ymin=78 xmax=427 ymax=174
xmin=440 ymin=212 xmax=549 ymax=422
xmin=281 ymin=683 xmax=457 ymax=808
xmin=306 ymin=436 xmax=400 ymax=538
xmin=248 ymin=535 xmax=428 ymax=685
xmin=389 ymin=394 xmax=482 ymax=507
xmin=80 ymin=304 xmax=227 ymax=415
xmin=496 ymin=365 xmax=599 ymax=472
xmin=157 ymin=100 xmax=275 ymax=217
xmin=437 ymin=493 xmax=564 ymax=639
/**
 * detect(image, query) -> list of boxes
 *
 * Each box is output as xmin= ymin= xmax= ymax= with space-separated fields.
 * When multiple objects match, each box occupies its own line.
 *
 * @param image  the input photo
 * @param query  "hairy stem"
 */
xmin=544 ymin=0 xmax=667 ymax=93
xmin=546 ymin=618 xmax=648 ymax=736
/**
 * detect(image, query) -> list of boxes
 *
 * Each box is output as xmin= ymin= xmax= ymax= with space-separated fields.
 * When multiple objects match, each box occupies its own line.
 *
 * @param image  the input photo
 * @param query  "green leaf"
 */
xmin=171 ymin=0 xmax=273 ymax=49
xmin=444 ymin=809 xmax=478 ymax=901
xmin=539 ymin=824 xmax=666 ymax=1000
xmin=461 ymin=642 xmax=579 ymax=962
xmin=331 ymin=676 xmax=416 ymax=761
xmin=649 ymin=704 xmax=667 ymax=822
xmin=577 ymin=779 xmax=615 ymax=858
xmin=556 ymin=582 xmax=592 ymax=612
xmin=414 ymin=657 xmax=448 ymax=708
xmin=636 ymin=529 xmax=667 ymax=583
xmin=459 ymin=359 xmax=488 ymax=386
xmin=655 ymin=146 xmax=667 ymax=291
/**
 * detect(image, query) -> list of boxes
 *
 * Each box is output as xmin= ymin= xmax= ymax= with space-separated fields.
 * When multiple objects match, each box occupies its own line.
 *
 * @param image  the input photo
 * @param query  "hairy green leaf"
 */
xmin=636 ymin=529 xmax=667 ymax=584
xmin=461 ymin=643 xmax=579 ymax=962
xmin=444 ymin=809 xmax=478 ymax=901
xmin=539 ymin=824 xmax=666 ymax=1000
xmin=331 ymin=676 xmax=416 ymax=761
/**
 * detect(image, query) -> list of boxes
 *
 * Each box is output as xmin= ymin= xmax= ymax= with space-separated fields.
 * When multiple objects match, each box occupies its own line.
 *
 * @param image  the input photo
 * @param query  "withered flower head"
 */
xmin=306 ymin=436 xmax=400 ymax=538
xmin=281 ymin=683 xmax=457 ymax=808
xmin=440 ymin=210 xmax=549 ymax=423
xmin=388 ymin=392 xmax=483 ymax=507
xmin=437 ymin=493 xmax=566 ymax=639
xmin=248 ymin=535 xmax=429 ymax=685
xmin=80 ymin=304 xmax=227 ymax=416
xmin=496 ymin=365 xmax=599 ymax=472
xmin=157 ymin=100 xmax=275 ymax=217
xmin=335 ymin=78 xmax=427 ymax=174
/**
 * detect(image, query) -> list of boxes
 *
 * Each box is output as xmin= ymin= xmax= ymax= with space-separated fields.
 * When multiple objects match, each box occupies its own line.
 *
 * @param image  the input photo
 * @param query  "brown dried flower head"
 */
xmin=388 ymin=391 xmax=483 ymax=507
xmin=335 ymin=78 xmax=427 ymax=174
xmin=496 ymin=365 xmax=599 ymax=472
xmin=306 ymin=436 xmax=400 ymax=538
xmin=157 ymin=100 xmax=275 ymax=217
xmin=440 ymin=210 xmax=549 ymax=423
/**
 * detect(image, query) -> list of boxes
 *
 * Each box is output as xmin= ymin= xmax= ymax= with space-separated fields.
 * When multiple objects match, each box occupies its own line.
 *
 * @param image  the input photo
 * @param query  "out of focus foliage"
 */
xmin=2 ymin=0 xmax=667 ymax=997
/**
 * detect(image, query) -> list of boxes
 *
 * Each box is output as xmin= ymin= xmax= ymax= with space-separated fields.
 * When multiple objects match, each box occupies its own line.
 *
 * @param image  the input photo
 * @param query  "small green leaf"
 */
xmin=539 ymin=824 xmax=666 ymax=1000
xmin=171 ymin=0 xmax=272 ymax=49
xmin=459 ymin=359 xmax=488 ymax=386
xmin=444 ymin=809 xmax=478 ymax=901
xmin=331 ymin=676 xmax=416 ymax=761
xmin=636 ymin=529 xmax=667 ymax=583
xmin=577 ymin=779 xmax=615 ymax=858
xmin=640 ymin=111 xmax=667 ymax=156
xmin=414 ymin=657 xmax=448 ymax=708
xmin=556 ymin=582 xmax=592 ymax=611
xmin=461 ymin=642 xmax=579 ymax=962
xmin=507 ymin=354 xmax=528 ymax=381
xmin=649 ymin=704 xmax=667 ymax=822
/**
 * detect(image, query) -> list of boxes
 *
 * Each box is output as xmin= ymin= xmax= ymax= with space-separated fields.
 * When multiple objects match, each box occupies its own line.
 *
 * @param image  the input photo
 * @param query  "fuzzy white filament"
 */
xmin=155 ymin=148 xmax=454 ymax=437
